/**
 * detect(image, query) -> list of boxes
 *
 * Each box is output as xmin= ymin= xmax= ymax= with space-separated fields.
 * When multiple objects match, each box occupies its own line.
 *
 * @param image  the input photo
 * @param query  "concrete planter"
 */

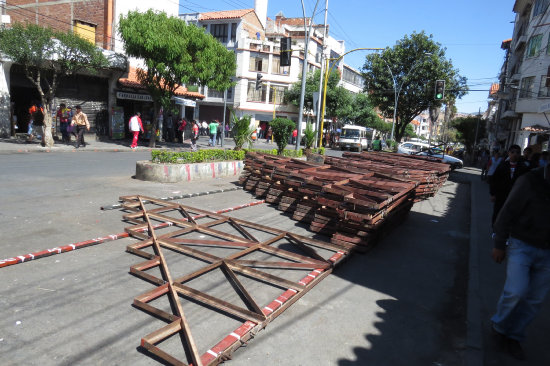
xmin=135 ymin=160 xmax=245 ymax=183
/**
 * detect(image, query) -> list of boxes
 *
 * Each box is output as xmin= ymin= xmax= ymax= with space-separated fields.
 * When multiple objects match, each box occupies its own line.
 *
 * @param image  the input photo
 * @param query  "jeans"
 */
xmin=491 ymin=237 xmax=550 ymax=341
xmin=75 ymin=125 xmax=86 ymax=147
xmin=209 ymin=132 xmax=216 ymax=146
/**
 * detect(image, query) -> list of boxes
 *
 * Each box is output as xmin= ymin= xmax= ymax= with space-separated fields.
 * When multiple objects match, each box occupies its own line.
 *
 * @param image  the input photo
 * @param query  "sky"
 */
xmin=178 ymin=0 xmax=516 ymax=114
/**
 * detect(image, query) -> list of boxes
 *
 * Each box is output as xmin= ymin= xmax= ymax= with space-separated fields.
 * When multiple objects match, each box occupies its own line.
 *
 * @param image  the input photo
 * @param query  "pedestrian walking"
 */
xmin=129 ymin=112 xmax=144 ymax=149
xmin=489 ymin=145 xmax=529 ymax=225
xmin=292 ymin=128 xmax=298 ymax=144
xmin=165 ymin=113 xmax=174 ymax=143
xmin=178 ymin=119 xmax=187 ymax=143
xmin=201 ymin=120 xmax=208 ymax=136
xmin=479 ymin=149 xmax=490 ymax=180
xmin=208 ymin=120 xmax=218 ymax=146
xmin=372 ymin=135 xmax=382 ymax=151
xmin=487 ymin=150 xmax=503 ymax=185
xmin=190 ymin=120 xmax=199 ymax=151
xmin=56 ymin=103 xmax=71 ymax=143
xmin=216 ymin=121 xmax=222 ymax=145
xmin=490 ymin=163 xmax=550 ymax=360
xmin=71 ymin=105 xmax=90 ymax=148
xmin=265 ymin=126 xmax=272 ymax=143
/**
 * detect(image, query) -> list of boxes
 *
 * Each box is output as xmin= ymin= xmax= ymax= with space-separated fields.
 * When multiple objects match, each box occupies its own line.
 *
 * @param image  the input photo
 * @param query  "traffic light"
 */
xmin=435 ymin=80 xmax=445 ymax=100
xmin=280 ymin=37 xmax=291 ymax=67
xmin=255 ymin=73 xmax=263 ymax=90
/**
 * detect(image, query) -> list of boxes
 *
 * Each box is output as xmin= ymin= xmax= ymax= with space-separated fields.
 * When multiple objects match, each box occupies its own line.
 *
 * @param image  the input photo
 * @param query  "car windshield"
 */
xmin=341 ymin=129 xmax=360 ymax=138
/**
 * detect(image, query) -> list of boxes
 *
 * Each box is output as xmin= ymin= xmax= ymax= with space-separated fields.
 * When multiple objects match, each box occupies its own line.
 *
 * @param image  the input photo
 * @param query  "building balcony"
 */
xmin=514 ymin=35 xmax=527 ymax=51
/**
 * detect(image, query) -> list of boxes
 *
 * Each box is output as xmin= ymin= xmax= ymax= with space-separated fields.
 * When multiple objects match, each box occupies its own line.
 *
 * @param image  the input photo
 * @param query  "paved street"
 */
xmin=0 ymin=146 xmax=548 ymax=366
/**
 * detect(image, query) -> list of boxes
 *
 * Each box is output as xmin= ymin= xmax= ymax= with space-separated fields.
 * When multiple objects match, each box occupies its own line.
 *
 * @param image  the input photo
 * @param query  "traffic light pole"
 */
xmin=296 ymin=0 xmax=320 ymax=150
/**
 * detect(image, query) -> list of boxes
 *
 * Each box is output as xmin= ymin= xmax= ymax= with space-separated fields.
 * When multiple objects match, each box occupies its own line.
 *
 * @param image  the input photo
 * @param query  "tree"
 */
xmin=0 ymin=23 xmax=108 ymax=147
xmin=451 ymin=116 xmax=486 ymax=153
xmin=362 ymin=31 xmax=468 ymax=142
xmin=118 ymin=10 xmax=236 ymax=147
xmin=285 ymin=69 xmax=353 ymax=119
xmin=347 ymin=93 xmax=388 ymax=131
xmin=270 ymin=117 xmax=295 ymax=155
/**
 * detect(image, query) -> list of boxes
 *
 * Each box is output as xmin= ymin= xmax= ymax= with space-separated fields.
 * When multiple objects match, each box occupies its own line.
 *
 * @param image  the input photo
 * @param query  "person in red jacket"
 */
xmin=129 ymin=112 xmax=144 ymax=149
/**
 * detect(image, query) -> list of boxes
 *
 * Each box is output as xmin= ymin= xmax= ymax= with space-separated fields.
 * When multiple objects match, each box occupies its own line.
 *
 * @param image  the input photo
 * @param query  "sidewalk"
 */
xmin=0 ymin=133 xmax=283 ymax=154
xmin=466 ymin=166 xmax=550 ymax=365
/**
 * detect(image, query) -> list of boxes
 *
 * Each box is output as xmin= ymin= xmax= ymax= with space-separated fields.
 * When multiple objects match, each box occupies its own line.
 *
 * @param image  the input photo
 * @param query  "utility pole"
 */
xmin=296 ymin=0 xmax=320 ymax=150
xmin=314 ymin=0 xmax=329 ymax=148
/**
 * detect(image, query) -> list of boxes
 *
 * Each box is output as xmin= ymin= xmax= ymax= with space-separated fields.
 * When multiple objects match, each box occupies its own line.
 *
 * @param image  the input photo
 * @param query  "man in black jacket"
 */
xmin=491 ymin=164 xmax=550 ymax=360
xmin=489 ymin=145 xmax=529 ymax=225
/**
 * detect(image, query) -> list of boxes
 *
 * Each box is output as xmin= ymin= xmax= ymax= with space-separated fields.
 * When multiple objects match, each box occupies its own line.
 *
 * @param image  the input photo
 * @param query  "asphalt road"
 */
xmin=0 ymin=151 xmax=470 ymax=365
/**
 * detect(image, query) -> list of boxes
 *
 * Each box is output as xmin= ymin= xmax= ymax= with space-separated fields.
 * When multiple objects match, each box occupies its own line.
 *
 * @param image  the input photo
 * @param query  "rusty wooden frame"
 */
xmin=121 ymin=195 xmax=346 ymax=366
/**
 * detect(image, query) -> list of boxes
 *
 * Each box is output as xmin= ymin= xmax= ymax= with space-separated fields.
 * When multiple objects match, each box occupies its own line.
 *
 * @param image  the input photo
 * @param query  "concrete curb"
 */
xmin=465 ymin=175 xmax=484 ymax=366
xmin=135 ymin=160 xmax=245 ymax=183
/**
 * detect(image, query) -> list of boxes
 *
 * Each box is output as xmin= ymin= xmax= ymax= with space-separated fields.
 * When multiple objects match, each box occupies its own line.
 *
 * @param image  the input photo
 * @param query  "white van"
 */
xmin=337 ymin=125 xmax=372 ymax=152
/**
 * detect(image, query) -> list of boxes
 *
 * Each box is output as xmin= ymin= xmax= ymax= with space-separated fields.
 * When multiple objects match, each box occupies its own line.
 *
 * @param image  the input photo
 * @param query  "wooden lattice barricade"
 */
xmin=121 ymin=195 xmax=348 ymax=365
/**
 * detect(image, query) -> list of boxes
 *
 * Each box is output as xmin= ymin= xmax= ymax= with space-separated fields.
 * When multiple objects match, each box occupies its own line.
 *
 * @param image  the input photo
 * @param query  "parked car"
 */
xmin=397 ymin=141 xmax=430 ymax=155
xmin=398 ymin=142 xmax=463 ymax=170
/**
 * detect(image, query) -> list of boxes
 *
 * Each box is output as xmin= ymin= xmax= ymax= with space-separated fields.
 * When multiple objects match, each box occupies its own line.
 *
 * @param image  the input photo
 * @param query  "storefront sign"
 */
xmin=116 ymin=92 xmax=152 ymax=102
xmin=173 ymin=97 xmax=196 ymax=108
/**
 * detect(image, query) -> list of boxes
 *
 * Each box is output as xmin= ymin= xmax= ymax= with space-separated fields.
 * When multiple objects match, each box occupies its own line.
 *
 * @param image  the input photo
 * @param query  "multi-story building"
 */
xmin=0 ymin=0 xmax=202 ymax=138
xmin=492 ymin=0 xmax=550 ymax=152
xmin=180 ymin=0 xmax=364 ymax=134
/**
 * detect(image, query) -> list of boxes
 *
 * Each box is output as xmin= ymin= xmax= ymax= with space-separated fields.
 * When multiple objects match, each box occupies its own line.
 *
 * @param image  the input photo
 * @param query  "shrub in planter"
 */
xmin=231 ymin=113 xmax=254 ymax=150
xmin=270 ymin=117 xmax=295 ymax=155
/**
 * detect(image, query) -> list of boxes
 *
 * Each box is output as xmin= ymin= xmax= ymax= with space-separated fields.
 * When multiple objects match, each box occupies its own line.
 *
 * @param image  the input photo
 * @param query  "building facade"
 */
xmin=492 ymin=0 xmax=550 ymax=152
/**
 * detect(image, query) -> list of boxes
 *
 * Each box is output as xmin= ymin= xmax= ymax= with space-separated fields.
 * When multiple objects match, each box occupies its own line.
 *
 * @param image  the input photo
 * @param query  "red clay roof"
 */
xmin=200 ymin=9 xmax=254 ymax=20
xmin=490 ymin=83 xmax=500 ymax=96
xmin=119 ymin=67 xmax=204 ymax=99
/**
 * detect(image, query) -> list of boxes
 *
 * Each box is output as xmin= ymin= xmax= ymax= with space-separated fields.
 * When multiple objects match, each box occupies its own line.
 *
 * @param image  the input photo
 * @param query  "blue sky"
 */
xmin=179 ymin=0 xmax=516 ymax=114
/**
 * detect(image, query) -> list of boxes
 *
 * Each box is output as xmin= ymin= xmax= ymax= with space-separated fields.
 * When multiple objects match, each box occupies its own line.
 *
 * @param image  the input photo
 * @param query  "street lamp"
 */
xmin=383 ymin=52 xmax=432 ymax=142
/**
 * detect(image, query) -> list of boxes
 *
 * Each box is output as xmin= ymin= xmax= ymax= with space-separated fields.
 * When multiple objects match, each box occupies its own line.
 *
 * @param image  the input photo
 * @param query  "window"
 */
xmin=231 ymin=23 xmax=237 ymax=42
xmin=271 ymin=57 xmax=289 ymax=74
xmin=526 ymin=34 xmax=543 ymax=58
xmin=343 ymin=68 xmax=364 ymax=87
xmin=249 ymin=52 xmax=268 ymax=72
xmin=247 ymin=81 xmax=266 ymax=102
xmin=539 ymin=75 xmax=550 ymax=97
xmin=211 ymin=24 xmax=228 ymax=43
xmin=533 ymin=0 xmax=549 ymax=17
xmin=207 ymin=88 xmax=224 ymax=99
xmin=520 ymin=76 xmax=535 ymax=98
xmin=269 ymin=86 xmax=287 ymax=104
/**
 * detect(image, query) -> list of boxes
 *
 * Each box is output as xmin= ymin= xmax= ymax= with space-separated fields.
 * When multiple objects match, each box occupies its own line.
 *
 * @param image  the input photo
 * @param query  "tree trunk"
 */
xmin=43 ymin=104 xmax=54 ymax=147
xmin=148 ymin=100 xmax=158 ymax=148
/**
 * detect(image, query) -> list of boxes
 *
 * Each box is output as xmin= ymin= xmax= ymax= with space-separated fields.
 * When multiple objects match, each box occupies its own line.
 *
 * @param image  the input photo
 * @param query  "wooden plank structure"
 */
xmin=239 ymin=151 xmax=450 ymax=251
xmin=121 ymin=195 xmax=348 ymax=365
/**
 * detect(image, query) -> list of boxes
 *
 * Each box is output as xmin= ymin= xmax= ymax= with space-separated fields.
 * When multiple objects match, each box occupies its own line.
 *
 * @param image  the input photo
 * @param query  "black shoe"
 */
xmin=491 ymin=326 xmax=507 ymax=347
xmin=507 ymin=339 xmax=525 ymax=360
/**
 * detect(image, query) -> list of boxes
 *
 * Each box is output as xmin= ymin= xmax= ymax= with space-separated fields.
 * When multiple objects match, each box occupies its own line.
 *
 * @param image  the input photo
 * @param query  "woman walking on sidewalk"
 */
xmin=129 ymin=112 xmax=144 ymax=149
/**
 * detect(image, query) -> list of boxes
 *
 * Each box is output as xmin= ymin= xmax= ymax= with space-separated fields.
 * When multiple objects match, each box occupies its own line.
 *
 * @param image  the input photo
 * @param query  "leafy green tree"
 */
xmin=362 ymin=31 xmax=468 ymax=142
xmin=231 ymin=113 xmax=254 ymax=150
xmin=285 ymin=69 xmax=353 ymax=119
xmin=118 ymin=10 xmax=236 ymax=147
xmin=0 ymin=23 xmax=108 ymax=146
xmin=451 ymin=116 xmax=486 ymax=153
xmin=270 ymin=117 xmax=295 ymax=155
xmin=346 ymin=93 xmax=390 ymax=133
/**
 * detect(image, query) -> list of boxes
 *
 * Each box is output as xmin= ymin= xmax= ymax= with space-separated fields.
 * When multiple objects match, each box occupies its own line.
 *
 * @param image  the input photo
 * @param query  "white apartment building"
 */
xmin=180 ymin=0 xmax=364 ymax=131
xmin=494 ymin=0 xmax=550 ymax=151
